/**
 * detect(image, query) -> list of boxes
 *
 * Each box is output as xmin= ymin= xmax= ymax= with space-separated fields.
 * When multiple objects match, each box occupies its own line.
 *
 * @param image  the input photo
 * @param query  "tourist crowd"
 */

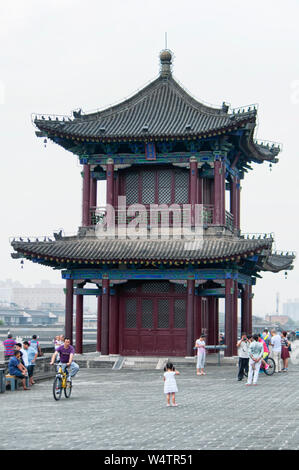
xmin=2 ymin=333 xmax=42 ymax=390
xmin=236 ymin=328 xmax=291 ymax=385
xmin=2 ymin=332 xmax=79 ymax=391
xmin=2 ymin=328 xmax=294 ymax=397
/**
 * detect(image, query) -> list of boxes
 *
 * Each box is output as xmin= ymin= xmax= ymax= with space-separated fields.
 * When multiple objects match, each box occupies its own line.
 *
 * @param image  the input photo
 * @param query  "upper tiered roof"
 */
xmin=33 ymin=50 xmax=280 ymax=164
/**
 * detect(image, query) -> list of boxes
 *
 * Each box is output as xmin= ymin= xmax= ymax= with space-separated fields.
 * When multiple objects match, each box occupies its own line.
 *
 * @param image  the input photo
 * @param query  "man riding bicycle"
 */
xmin=50 ymin=337 xmax=79 ymax=380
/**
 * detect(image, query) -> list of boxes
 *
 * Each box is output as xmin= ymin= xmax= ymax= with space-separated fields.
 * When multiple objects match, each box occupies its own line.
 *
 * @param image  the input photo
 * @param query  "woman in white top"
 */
xmin=195 ymin=334 xmax=207 ymax=376
xmin=163 ymin=362 xmax=180 ymax=407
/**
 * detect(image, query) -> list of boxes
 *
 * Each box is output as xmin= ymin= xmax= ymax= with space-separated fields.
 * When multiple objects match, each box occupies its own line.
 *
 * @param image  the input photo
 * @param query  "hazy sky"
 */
xmin=1 ymin=0 xmax=298 ymax=317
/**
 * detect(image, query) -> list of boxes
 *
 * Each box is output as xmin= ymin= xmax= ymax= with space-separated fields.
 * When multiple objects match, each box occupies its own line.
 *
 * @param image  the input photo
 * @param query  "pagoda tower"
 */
xmin=11 ymin=50 xmax=295 ymax=357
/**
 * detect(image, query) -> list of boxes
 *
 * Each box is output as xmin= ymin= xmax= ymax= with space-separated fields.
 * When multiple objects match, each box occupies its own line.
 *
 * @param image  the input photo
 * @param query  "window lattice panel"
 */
xmin=142 ymin=281 xmax=170 ymax=294
xmin=142 ymin=299 xmax=154 ymax=328
xmin=125 ymin=172 xmax=139 ymax=205
xmin=158 ymin=299 xmax=169 ymax=328
xmin=174 ymin=283 xmax=187 ymax=293
xmin=174 ymin=171 xmax=189 ymax=204
xmin=158 ymin=170 xmax=172 ymax=204
xmin=125 ymin=299 xmax=137 ymax=328
xmin=142 ymin=171 xmax=155 ymax=204
xmin=174 ymin=299 xmax=186 ymax=328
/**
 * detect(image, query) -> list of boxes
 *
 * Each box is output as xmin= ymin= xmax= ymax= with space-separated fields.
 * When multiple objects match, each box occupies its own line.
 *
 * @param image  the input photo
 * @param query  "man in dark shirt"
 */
xmin=50 ymin=337 xmax=79 ymax=380
xmin=8 ymin=350 xmax=30 ymax=390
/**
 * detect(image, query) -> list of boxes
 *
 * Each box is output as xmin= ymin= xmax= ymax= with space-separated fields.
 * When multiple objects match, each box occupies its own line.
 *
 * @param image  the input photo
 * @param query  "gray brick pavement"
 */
xmin=1 ymin=362 xmax=299 ymax=450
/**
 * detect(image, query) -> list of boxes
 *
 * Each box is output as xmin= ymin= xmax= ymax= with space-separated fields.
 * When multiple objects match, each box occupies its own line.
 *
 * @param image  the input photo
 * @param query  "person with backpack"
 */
xmin=29 ymin=335 xmax=42 ymax=357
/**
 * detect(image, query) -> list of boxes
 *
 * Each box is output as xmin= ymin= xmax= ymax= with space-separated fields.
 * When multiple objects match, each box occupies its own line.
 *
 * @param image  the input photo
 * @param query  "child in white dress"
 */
xmin=163 ymin=362 xmax=180 ymax=407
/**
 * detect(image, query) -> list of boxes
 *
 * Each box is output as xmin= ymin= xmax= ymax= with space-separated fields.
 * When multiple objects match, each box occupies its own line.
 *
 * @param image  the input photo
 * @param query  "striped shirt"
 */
xmin=3 ymin=338 xmax=16 ymax=356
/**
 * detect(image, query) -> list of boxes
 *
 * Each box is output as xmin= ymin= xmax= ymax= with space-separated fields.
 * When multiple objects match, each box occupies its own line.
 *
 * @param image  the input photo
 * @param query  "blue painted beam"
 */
xmin=62 ymin=268 xmax=254 ymax=284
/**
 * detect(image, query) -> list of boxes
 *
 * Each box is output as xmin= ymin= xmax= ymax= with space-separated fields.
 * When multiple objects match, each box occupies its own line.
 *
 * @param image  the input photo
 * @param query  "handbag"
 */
xmin=288 ymin=343 xmax=292 ymax=352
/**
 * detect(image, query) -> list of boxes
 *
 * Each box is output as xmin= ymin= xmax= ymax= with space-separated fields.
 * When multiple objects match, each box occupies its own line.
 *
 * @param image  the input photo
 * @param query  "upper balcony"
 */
xmin=88 ymin=204 xmax=236 ymax=239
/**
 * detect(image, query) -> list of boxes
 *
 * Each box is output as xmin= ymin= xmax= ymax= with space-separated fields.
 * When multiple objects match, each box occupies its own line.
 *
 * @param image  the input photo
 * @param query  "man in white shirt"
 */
xmin=270 ymin=329 xmax=282 ymax=373
xmin=236 ymin=332 xmax=249 ymax=381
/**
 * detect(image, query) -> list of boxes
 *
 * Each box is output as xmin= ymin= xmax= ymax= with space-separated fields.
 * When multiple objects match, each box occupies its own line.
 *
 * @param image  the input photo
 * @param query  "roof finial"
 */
xmin=159 ymin=47 xmax=173 ymax=78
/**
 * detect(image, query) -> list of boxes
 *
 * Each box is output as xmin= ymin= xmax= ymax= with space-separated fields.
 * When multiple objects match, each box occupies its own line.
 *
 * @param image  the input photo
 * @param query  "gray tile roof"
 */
xmin=34 ymin=75 xmax=256 ymax=141
xmin=11 ymin=236 xmax=273 ymax=263
xmin=258 ymin=253 xmax=295 ymax=273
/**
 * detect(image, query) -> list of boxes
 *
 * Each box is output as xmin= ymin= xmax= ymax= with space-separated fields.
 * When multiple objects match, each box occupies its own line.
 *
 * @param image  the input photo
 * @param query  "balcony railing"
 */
xmin=90 ymin=205 xmax=235 ymax=232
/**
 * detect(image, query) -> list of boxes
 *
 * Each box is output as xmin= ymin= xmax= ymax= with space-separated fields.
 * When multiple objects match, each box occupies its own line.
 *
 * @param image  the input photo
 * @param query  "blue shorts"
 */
xmin=13 ymin=370 xmax=26 ymax=379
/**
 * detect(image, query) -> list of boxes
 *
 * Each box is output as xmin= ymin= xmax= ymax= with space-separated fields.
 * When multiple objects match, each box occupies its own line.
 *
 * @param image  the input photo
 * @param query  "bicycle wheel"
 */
xmin=53 ymin=376 xmax=62 ymax=400
xmin=64 ymin=380 xmax=72 ymax=398
xmin=264 ymin=357 xmax=275 ymax=376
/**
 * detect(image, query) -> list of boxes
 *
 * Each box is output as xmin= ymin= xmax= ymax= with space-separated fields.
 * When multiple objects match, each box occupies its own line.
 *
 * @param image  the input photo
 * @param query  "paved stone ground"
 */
xmin=1 ymin=361 xmax=299 ymax=450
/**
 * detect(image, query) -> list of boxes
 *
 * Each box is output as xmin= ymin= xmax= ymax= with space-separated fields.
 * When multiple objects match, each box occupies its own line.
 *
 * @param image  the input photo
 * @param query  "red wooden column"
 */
xmin=195 ymin=295 xmax=202 ymax=339
xmin=224 ymin=277 xmax=233 ymax=356
xmin=101 ymin=279 xmax=110 ymax=355
xmin=232 ymin=280 xmax=238 ymax=356
xmin=186 ymin=280 xmax=195 ymax=356
xmin=65 ymin=279 xmax=74 ymax=343
xmin=90 ymin=173 xmax=97 ymax=209
xmin=75 ymin=292 xmax=83 ymax=354
xmin=109 ymin=291 xmax=119 ymax=355
xmin=106 ymin=158 xmax=114 ymax=207
xmin=230 ymin=176 xmax=236 ymax=228
xmin=213 ymin=157 xmax=225 ymax=225
xmin=230 ymin=175 xmax=240 ymax=231
xmin=215 ymin=298 xmax=219 ymax=346
xmin=197 ymin=172 xmax=203 ymax=205
xmin=106 ymin=159 xmax=114 ymax=233
xmin=236 ymin=178 xmax=241 ymax=231
xmin=248 ymin=285 xmax=253 ymax=336
xmin=207 ymin=296 xmax=217 ymax=350
xmin=82 ymin=164 xmax=91 ymax=227
xmin=220 ymin=160 xmax=226 ymax=225
xmin=189 ymin=157 xmax=198 ymax=226
xmin=96 ymin=295 xmax=102 ymax=352
xmin=241 ymin=284 xmax=249 ymax=334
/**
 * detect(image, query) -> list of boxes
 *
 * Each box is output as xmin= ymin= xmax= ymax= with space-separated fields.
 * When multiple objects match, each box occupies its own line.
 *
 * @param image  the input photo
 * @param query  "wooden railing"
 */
xmin=90 ymin=205 xmax=235 ymax=231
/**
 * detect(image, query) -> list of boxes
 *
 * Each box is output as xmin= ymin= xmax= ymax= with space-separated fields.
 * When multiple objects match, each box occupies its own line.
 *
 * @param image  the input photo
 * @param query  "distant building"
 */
xmin=265 ymin=315 xmax=290 ymax=326
xmin=12 ymin=283 xmax=64 ymax=310
xmin=283 ymin=299 xmax=299 ymax=322
xmin=0 ymin=307 xmax=57 ymax=326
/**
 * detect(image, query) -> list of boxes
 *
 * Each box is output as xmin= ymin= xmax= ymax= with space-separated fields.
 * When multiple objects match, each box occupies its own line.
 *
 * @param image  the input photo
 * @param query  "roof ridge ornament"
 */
xmin=159 ymin=49 xmax=173 ymax=78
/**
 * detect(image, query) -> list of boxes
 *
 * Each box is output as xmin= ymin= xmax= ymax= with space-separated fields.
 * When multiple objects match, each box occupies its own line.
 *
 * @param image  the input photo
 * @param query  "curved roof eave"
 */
xmin=33 ymin=75 xmax=257 ymax=142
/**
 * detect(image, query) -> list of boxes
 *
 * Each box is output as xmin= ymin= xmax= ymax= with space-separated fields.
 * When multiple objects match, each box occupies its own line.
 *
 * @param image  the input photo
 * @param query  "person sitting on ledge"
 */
xmin=8 ymin=350 xmax=31 ymax=390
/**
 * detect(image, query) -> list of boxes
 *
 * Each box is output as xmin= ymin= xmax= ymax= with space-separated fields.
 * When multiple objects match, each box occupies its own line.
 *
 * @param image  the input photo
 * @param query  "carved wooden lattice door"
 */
xmin=119 ymin=281 xmax=187 ymax=356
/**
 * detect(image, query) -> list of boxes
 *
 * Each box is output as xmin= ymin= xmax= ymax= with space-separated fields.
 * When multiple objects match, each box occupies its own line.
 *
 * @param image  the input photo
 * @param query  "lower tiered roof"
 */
xmin=11 ymin=233 xmax=295 ymax=274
